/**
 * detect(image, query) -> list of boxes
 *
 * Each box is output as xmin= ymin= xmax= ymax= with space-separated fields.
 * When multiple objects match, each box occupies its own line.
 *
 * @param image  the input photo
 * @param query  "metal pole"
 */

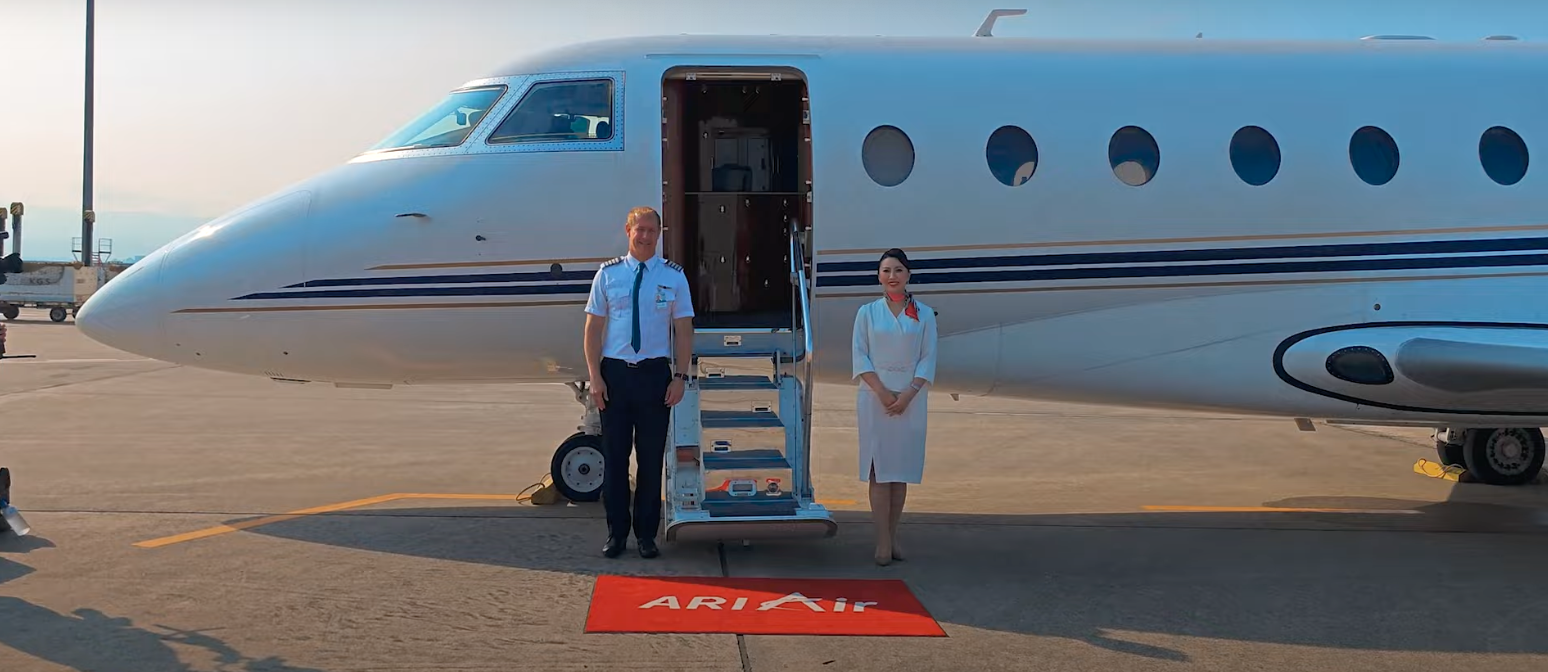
xmin=82 ymin=0 xmax=95 ymax=267
xmin=9 ymin=203 xmax=21 ymax=260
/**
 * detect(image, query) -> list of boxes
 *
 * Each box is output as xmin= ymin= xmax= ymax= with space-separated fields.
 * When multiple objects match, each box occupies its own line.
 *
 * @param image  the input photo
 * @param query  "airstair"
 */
xmin=663 ymin=227 xmax=837 ymax=543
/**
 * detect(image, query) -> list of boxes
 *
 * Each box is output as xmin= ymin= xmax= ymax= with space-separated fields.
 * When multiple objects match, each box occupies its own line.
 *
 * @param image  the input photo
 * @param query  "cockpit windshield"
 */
xmin=366 ymin=86 xmax=506 ymax=152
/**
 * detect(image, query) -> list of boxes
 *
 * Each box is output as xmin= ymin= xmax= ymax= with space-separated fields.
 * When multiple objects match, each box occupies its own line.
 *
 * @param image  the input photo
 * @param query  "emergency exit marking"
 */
xmin=584 ymin=575 xmax=947 ymax=637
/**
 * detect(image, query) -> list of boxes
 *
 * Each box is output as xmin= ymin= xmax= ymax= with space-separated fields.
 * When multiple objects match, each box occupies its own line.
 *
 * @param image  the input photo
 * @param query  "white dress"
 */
xmin=852 ymin=297 xmax=938 ymax=484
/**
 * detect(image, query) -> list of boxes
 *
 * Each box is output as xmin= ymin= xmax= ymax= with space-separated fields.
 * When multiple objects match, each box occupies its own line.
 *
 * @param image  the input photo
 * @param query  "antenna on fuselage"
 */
xmin=975 ymin=9 xmax=1027 ymax=37
xmin=1484 ymin=35 xmax=1520 ymax=41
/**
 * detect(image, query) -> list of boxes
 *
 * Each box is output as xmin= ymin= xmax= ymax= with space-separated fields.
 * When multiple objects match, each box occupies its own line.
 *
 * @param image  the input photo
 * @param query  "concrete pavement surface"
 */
xmin=2 ymin=308 xmax=1546 ymax=671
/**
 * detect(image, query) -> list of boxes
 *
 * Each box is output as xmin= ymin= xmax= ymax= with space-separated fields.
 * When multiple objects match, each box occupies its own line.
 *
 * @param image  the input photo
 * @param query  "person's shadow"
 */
xmin=0 ymin=598 xmax=328 ymax=672
xmin=1 ymin=536 xmax=321 ymax=672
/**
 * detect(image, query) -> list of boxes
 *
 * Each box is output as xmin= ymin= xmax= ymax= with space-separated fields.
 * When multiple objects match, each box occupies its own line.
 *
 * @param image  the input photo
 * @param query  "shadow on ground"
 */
xmin=0 ymin=535 xmax=323 ymax=672
xmin=229 ymin=492 xmax=1548 ymax=663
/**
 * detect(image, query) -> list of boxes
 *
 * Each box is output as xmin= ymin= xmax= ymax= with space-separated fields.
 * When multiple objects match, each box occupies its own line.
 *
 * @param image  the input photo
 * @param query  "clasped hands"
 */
xmin=877 ymin=387 xmax=918 ymax=416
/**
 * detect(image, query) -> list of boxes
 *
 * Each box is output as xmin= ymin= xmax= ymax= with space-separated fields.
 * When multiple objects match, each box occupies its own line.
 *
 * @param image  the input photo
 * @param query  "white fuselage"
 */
xmin=75 ymin=35 xmax=1548 ymax=428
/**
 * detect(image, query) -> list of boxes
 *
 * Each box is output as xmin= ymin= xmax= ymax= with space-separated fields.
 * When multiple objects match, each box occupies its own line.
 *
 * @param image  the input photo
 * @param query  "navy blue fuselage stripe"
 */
xmin=235 ymin=283 xmax=593 ymax=300
xmin=283 ymin=269 xmax=597 ymax=288
xmin=274 ymin=236 xmax=1548 ymax=290
xmin=233 ymin=251 xmax=1548 ymax=300
xmin=815 ymin=236 xmax=1548 ymax=273
xmin=816 ymin=252 xmax=1548 ymax=287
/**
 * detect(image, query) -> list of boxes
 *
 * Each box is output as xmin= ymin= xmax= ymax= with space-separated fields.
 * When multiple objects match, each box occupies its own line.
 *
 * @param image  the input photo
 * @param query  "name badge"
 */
xmin=655 ymin=285 xmax=673 ymax=309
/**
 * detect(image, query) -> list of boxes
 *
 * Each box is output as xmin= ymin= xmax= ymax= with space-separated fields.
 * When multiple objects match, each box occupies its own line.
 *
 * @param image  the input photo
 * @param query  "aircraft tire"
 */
xmin=550 ymin=432 xmax=605 ymax=502
xmin=1435 ymin=438 xmax=1466 ymax=467
xmin=1461 ymin=427 xmax=1546 ymax=486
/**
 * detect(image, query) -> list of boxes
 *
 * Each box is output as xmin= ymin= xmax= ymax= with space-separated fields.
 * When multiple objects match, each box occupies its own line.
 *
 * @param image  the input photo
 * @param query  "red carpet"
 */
xmin=584 ymin=575 xmax=947 ymax=637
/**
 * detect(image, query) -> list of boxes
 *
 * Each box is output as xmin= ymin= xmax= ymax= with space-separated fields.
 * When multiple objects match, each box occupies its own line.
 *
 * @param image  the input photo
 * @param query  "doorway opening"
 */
xmin=661 ymin=68 xmax=812 ymax=331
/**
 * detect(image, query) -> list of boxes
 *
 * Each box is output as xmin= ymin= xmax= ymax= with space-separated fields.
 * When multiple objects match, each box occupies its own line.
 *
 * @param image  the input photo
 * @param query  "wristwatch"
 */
xmin=673 ymin=372 xmax=691 ymax=381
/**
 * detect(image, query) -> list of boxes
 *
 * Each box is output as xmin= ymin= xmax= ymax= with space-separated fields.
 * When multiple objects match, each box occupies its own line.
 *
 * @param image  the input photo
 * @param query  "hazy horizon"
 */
xmin=1 ymin=0 xmax=1538 ymax=262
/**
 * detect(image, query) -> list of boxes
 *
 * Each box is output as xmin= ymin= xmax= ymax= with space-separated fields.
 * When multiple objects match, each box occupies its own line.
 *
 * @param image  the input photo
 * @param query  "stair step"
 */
xmin=701 ymin=409 xmax=783 ymax=429
xmin=698 ymin=375 xmax=777 ymax=391
xmin=694 ymin=350 xmax=793 ymax=361
xmin=703 ymin=449 xmax=791 ymax=471
xmin=694 ymin=331 xmax=806 ymax=361
xmin=702 ymin=490 xmax=800 ymax=518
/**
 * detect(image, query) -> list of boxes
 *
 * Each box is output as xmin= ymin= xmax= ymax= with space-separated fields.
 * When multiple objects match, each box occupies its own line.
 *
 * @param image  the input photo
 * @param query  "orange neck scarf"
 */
xmin=886 ymin=292 xmax=919 ymax=321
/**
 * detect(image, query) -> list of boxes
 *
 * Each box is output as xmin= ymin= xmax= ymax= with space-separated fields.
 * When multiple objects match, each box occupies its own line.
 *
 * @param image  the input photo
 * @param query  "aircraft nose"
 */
xmin=75 ymin=253 xmax=168 ymax=359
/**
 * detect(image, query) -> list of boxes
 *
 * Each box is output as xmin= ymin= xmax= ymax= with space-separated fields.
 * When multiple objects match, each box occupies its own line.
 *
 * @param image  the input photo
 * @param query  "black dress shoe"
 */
xmin=603 ymin=538 xmax=626 ymax=558
xmin=638 ymin=538 xmax=659 ymax=559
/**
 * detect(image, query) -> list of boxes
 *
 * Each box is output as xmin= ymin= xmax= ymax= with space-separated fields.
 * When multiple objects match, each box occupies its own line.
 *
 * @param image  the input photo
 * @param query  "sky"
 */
xmin=0 ymin=0 xmax=1541 ymax=261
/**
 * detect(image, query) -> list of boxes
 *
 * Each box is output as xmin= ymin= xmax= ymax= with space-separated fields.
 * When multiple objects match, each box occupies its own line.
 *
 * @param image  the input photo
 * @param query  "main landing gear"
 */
xmin=549 ymin=381 xmax=605 ymax=503
xmin=1434 ymin=427 xmax=1546 ymax=486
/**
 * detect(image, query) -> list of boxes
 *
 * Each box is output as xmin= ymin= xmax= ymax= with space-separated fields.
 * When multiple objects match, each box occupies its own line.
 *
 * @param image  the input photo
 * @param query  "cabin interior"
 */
xmin=661 ymin=71 xmax=812 ymax=331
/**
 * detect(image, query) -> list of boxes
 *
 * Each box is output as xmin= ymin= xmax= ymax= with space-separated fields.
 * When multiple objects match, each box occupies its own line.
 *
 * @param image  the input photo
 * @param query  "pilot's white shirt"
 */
xmin=584 ymin=252 xmax=695 ymax=363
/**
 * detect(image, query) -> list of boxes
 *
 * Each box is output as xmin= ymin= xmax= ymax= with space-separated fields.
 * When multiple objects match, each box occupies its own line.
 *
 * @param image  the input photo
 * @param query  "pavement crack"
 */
xmin=0 ymin=365 xmax=179 ymax=404
xmin=718 ymin=542 xmax=753 ymax=672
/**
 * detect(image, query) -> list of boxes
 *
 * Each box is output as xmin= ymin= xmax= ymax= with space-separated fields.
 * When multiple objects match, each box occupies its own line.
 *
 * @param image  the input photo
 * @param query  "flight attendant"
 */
xmin=583 ymin=206 xmax=695 ymax=559
xmin=851 ymin=248 xmax=937 ymax=566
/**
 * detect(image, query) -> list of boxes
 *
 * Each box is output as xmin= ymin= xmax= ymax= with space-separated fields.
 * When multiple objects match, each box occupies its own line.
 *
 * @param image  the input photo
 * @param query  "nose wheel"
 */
xmin=548 ymin=381 xmax=608 ymax=502
xmin=550 ymin=432 xmax=605 ymax=502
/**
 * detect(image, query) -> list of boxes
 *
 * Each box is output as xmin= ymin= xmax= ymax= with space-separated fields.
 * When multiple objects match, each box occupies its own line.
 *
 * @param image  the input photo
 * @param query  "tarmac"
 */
xmin=2 ymin=306 xmax=1547 ymax=671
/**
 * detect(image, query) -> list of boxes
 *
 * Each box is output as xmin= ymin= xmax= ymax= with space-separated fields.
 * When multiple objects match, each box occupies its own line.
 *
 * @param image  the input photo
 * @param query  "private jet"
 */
xmin=69 ymin=18 xmax=1548 ymax=538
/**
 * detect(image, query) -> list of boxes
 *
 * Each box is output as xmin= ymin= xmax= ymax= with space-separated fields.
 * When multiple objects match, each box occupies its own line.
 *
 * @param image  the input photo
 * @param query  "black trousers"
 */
xmin=599 ymin=356 xmax=672 ymax=542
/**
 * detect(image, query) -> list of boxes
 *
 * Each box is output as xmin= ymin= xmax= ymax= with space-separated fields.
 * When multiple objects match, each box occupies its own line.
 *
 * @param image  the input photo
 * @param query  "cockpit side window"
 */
xmin=367 ymin=86 xmax=507 ymax=153
xmin=487 ymin=79 xmax=614 ymax=145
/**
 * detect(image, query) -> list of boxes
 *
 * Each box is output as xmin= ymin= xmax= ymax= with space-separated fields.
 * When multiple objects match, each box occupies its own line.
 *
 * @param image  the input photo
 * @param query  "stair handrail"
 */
xmin=789 ymin=225 xmax=816 ymax=500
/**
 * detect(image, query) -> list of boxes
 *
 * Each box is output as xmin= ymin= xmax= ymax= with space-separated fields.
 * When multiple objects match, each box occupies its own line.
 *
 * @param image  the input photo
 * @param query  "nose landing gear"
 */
xmin=549 ymin=381 xmax=605 ymax=503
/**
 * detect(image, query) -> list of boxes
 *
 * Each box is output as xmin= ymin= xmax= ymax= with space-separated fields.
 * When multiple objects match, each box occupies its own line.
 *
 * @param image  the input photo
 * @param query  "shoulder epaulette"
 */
xmin=665 ymin=260 xmax=683 ymax=273
xmin=601 ymin=256 xmax=624 ymax=269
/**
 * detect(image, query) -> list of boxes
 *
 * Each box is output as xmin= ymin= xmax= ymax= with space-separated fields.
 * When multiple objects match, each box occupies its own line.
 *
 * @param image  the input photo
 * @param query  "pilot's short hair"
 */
xmin=626 ymin=206 xmax=661 ymax=229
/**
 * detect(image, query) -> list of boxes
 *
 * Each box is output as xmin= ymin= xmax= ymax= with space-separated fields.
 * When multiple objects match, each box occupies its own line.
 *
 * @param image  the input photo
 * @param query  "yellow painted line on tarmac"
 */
xmin=1141 ymin=505 xmax=1422 ymax=514
xmin=134 ymin=493 xmax=411 ymax=548
xmin=135 ymin=491 xmax=857 ymax=549
xmin=396 ymin=493 xmax=531 ymax=501
xmin=133 ymin=492 xmax=539 ymax=549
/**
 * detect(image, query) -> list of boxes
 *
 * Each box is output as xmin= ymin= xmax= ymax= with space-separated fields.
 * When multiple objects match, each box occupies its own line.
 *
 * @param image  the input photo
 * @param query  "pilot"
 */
xmin=583 ymin=206 xmax=695 ymax=559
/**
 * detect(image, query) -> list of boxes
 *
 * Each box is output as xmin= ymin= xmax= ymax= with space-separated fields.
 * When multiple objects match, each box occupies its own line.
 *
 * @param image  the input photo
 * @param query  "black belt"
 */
xmin=604 ymin=357 xmax=668 ymax=368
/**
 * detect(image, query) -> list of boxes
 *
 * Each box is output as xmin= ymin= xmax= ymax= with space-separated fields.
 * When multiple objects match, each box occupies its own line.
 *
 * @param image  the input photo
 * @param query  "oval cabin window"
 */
xmin=1109 ymin=126 xmax=1159 ymax=186
xmin=1479 ymin=126 xmax=1529 ymax=186
xmin=1349 ymin=126 xmax=1400 ymax=186
xmin=1325 ymin=346 xmax=1394 ymax=386
xmin=985 ymin=126 xmax=1039 ymax=187
xmin=862 ymin=126 xmax=915 ymax=187
xmin=1230 ymin=126 xmax=1281 ymax=186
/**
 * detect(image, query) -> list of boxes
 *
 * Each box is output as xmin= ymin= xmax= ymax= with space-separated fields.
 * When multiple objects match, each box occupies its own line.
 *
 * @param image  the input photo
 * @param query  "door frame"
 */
xmin=657 ymin=65 xmax=814 ymax=283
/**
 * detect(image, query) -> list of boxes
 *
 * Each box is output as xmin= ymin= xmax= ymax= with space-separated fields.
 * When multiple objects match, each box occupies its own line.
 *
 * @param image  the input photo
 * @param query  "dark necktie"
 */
xmin=630 ymin=262 xmax=644 ymax=352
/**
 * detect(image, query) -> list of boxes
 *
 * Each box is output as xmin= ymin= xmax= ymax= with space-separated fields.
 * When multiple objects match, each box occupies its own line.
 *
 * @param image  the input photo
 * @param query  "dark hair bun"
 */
xmin=879 ymin=248 xmax=911 ymax=269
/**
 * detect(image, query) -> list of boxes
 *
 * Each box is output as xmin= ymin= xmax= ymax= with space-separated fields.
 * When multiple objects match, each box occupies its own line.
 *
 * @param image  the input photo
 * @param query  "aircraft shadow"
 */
xmin=237 ymin=494 xmax=1548 ymax=661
